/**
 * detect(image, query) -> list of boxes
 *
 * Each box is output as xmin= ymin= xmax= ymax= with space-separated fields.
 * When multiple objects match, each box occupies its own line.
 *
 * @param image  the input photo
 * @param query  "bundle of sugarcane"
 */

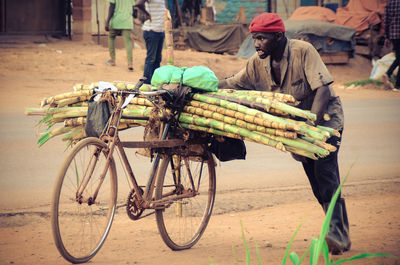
xmin=25 ymin=82 xmax=339 ymax=160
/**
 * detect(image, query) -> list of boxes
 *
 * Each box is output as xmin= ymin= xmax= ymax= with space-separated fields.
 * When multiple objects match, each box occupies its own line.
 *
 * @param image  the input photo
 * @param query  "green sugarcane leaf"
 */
xmin=309 ymin=238 xmax=318 ymax=265
xmin=232 ymin=245 xmax=239 ymax=265
xmin=298 ymin=246 xmax=311 ymax=264
xmin=321 ymin=240 xmax=331 ymax=265
xmin=240 ymin=221 xmax=251 ymax=265
xmin=282 ymin=223 xmax=303 ymax=265
xmin=289 ymin=252 xmax=300 ymax=265
xmin=255 ymin=242 xmax=262 ymax=265
xmin=37 ymin=132 xmax=50 ymax=147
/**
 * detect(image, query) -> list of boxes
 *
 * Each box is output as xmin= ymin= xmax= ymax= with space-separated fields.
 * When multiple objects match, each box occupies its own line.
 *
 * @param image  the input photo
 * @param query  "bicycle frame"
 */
xmin=83 ymin=90 xmax=200 ymax=212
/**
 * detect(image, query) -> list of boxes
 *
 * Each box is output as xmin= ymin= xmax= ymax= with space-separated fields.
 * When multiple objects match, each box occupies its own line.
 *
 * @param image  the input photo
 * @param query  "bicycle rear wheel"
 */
xmin=51 ymin=137 xmax=117 ymax=263
xmin=155 ymin=152 xmax=216 ymax=250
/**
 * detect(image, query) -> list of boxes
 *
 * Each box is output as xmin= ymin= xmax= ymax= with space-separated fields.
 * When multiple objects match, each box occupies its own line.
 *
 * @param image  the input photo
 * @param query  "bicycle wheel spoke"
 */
xmin=51 ymin=138 xmax=117 ymax=263
xmin=155 ymin=153 xmax=216 ymax=250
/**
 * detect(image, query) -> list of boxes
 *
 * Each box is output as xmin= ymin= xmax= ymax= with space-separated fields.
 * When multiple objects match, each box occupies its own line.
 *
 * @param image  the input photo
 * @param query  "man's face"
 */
xmin=251 ymin=32 xmax=280 ymax=59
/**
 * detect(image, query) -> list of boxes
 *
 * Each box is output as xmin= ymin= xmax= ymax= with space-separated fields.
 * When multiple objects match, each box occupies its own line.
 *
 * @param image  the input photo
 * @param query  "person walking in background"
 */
xmin=135 ymin=0 xmax=166 ymax=84
xmin=219 ymin=12 xmax=350 ymax=255
xmin=383 ymin=0 xmax=400 ymax=91
xmin=105 ymin=0 xmax=135 ymax=71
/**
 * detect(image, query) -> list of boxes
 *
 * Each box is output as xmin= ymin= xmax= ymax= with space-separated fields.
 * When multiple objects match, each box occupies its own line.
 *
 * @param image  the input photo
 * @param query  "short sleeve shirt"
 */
xmin=108 ymin=0 xmax=134 ymax=30
xmin=142 ymin=0 xmax=166 ymax=32
xmin=384 ymin=0 xmax=400 ymax=40
xmin=225 ymin=39 xmax=344 ymax=130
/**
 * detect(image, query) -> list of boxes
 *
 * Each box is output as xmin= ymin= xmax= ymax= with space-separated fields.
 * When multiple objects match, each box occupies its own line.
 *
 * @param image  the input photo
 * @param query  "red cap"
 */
xmin=249 ymin=13 xmax=285 ymax=33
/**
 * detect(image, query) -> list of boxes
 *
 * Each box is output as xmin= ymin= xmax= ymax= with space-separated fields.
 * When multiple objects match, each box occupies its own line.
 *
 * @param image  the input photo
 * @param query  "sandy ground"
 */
xmin=0 ymin=36 xmax=400 ymax=265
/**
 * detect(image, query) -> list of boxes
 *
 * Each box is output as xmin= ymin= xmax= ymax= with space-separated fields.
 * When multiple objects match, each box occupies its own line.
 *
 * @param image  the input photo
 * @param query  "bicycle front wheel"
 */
xmin=51 ymin=137 xmax=118 ymax=263
xmin=155 ymin=152 xmax=216 ymax=250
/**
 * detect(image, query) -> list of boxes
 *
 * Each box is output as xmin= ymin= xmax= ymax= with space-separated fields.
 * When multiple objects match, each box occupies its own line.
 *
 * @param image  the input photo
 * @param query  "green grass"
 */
xmin=344 ymin=78 xmax=383 ymax=87
xmin=206 ymin=163 xmax=398 ymax=265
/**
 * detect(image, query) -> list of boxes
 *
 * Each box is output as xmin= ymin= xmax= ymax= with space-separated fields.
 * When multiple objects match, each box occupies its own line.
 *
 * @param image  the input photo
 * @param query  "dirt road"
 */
xmin=0 ymin=37 xmax=399 ymax=265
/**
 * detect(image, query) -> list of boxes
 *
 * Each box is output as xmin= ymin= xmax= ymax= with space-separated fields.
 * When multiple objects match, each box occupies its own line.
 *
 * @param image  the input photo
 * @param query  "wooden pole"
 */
xmin=174 ymin=0 xmax=184 ymax=27
xmin=234 ymin=7 xmax=246 ymax=24
xmin=271 ymin=0 xmax=276 ymax=13
xmin=95 ymin=0 xmax=100 ymax=44
xmin=164 ymin=10 xmax=174 ymax=65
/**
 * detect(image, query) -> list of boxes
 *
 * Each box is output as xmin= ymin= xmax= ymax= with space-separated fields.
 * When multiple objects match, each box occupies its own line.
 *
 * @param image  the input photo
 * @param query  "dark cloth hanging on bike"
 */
xmin=85 ymin=95 xmax=112 ymax=138
xmin=208 ymin=136 xmax=246 ymax=162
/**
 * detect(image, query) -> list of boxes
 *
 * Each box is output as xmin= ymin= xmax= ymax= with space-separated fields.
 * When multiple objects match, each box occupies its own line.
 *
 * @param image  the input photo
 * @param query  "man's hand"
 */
xmin=105 ymin=3 xmax=115 ymax=32
xmin=310 ymin=85 xmax=330 ymax=126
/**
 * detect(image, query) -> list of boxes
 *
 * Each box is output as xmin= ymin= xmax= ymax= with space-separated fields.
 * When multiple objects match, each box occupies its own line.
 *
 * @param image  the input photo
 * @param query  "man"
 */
xmin=105 ymin=0 xmax=135 ymax=71
xmin=219 ymin=13 xmax=350 ymax=255
xmin=383 ymin=0 xmax=400 ymax=91
xmin=135 ymin=0 xmax=167 ymax=84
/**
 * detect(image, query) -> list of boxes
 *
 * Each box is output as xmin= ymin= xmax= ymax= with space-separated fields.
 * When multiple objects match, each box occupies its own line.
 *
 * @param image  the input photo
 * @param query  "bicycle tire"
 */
xmin=155 ymin=152 xmax=216 ymax=250
xmin=51 ymin=137 xmax=118 ymax=263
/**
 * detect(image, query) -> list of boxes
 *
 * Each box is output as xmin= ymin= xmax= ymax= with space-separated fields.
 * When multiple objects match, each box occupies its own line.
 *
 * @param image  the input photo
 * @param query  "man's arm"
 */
xmin=310 ymin=85 xmax=330 ymax=126
xmin=218 ymin=79 xmax=231 ymax=89
xmin=105 ymin=3 xmax=115 ymax=31
xmin=218 ymin=61 xmax=257 ymax=90
xmin=134 ymin=0 xmax=151 ymax=21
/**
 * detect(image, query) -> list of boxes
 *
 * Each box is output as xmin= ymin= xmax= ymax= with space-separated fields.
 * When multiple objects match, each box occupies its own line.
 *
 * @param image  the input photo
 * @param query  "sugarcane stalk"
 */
xmin=71 ymin=102 xmax=88 ymax=107
xmin=258 ymin=132 xmax=330 ymax=158
xmin=41 ymin=90 xmax=93 ymax=107
xmin=317 ymin=125 xmax=341 ymax=138
xmin=57 ymin=95 xmax=91 ymax=107
xmin=300 ymin=135 xmax=337 ymax=152
xmin=73 ymin=84 xmax=92 ymax=91
xmin=208 ymin=92 xmax=315 ymax=121
xmin=38 ymin=126 xmax=74 ymax=147
xmin=25 ymin=106 xmax=85 ymax=116
xmin=52 ymin=108 xmax=88 ymax=120
xmin=62 ymin=126 xmax=85 ymax=141
xmin=179 ymin=123 xmax=241 ymax=140
xmin=122 ymin=107 xmax=153 ymax=118
xmin=215 ymin=89 xmax=297 ymax=103
xmin=187 ymin=99 xmax=300 ymax=133
xmin=290 ymin=119 xmax=331 ymax=138
xmin=285 ymin=146 xmax=317 ymax=160
xmin=129 ymin=97 xmax=154 ymax=107
xmin=212 ymin=92 xmax=290 ymax=116
xmin=191 ymin=94 xmax=299 ymax=131
xmin=183 ymin=106 xmax=297 ymax=139
xmin=294 ymin=123 xmax=328 ymax=142
xmin=64 ymin=117 xmax=86 ymax=127
xmin=179 ymin=113 xmax=286 ymax=152
xmin=111 ymin=82 xmax=153 ymax=91
xmin=120 ymin=118 xmax=148 ymax=125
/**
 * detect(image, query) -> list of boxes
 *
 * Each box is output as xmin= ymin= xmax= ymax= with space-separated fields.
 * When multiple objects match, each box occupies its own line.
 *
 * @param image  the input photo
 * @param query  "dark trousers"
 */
xmin=387 ymin=39 xmax=400 ymax=89
xmin=302 ymin=130 xmax=343 ymax=205
xmin=143 ymin=30 xmax=165 ymax=84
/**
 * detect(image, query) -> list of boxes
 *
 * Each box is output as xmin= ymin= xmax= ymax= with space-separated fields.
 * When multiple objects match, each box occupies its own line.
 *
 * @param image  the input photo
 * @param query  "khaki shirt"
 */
xmin=226 ymin=39 xmax=344 ymax=130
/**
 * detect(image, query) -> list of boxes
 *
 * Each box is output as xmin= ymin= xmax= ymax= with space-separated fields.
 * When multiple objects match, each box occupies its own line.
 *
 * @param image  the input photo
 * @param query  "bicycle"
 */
xmin=50 ymin=79 xmax=217 ymax=263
